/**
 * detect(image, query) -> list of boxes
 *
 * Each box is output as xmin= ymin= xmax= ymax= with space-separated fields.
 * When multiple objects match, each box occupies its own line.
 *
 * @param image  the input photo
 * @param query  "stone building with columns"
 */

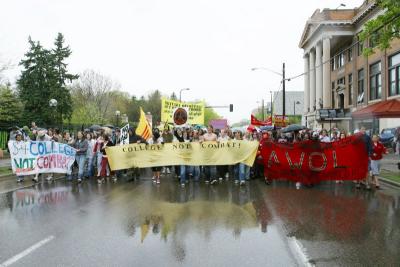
xmin=299 ymin=0 xmax=400 ymax=133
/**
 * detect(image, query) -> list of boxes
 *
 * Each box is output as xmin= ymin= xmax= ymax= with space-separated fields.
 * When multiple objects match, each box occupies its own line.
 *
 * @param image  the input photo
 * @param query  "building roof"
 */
xmin=298 ymin=0 xmax=378 ymax=48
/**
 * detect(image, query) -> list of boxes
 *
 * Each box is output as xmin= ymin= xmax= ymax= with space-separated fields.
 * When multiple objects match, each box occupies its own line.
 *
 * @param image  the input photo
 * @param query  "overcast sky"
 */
xmin=0 ymin=0 xmax=363 ymax=124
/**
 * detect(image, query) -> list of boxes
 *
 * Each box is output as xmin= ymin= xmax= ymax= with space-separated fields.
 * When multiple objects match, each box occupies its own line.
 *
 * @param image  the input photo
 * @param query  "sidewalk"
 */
xmin=0 ymin=158 xmax=11 ymax=168
xmin=381 ymin=153 xmax=399 ymax=173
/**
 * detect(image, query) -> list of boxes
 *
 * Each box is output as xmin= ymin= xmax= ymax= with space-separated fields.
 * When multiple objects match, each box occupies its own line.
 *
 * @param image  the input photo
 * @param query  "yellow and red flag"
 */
xmin=136 ymin=107 xmax=152 ymax=140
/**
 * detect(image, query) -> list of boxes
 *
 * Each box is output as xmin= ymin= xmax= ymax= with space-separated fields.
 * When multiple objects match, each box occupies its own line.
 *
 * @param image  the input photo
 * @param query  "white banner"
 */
xmin=120 ymin=124 xmax=129 ymax=145
xmin=8 ymin=141 xmax=76 ymax=176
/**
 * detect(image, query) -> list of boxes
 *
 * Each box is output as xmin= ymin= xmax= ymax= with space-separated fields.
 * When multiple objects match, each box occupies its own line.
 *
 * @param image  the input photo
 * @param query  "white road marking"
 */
xmin=0 ymin=235 xmax=55 ymax=267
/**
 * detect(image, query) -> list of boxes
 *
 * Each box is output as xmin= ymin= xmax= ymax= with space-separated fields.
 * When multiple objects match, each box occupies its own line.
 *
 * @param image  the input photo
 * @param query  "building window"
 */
xmin=357 ymin=35 xmax=364 ymax=56
xmin=357 ymin=69 xmax=364 ymax=104
xmin=336 ymin=53 xmax=344 ymax=69
xmin=348 ymin=73 xmax=353 ymax=105
xmin=369 ymin=61 xmax=382 ymax=100
xmin=331 ymin=58 xmax=335 ymax=71
xmin=389 ymin=52 xmax=400 ymax=96
xmin=332 ymin=81 xmax=335 ymax=108
xmin=348 ymin=48 xmax=353 ymax=62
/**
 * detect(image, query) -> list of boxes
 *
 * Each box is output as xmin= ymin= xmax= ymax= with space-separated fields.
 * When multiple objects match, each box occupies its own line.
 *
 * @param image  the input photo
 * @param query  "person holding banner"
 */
xmin=98 ymin=135 xmax=115 ymax=184
xmin=85 ymin=133 xmax=96 ymax=178
xmin=14 ymin=132 xmax=25 ymax=183
xmin=128 ymin=127 xmax=146 ymax=180
xmin=233 ymin=131 xmax=247 ymax=186
xmin=217 ymin=129 xmax=230 ymax=181
xmin=73 ymin=131 xmax=88 ymax=183
xmin=200 ymin=125 xmax=218 ymax=185
xmin=148 ymin=129 xmax=163 ymax=185
xmin=32 ymin=130 xmax=52 ymax=183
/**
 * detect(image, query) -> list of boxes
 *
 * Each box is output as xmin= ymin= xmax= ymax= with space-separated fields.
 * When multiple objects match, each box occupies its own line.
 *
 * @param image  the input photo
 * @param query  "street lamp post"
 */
xmin=49 ymin=99 xmax=58 ymax=128
xmin=251 ymin=63 xmax=290 ymax=117
xmin=179 ymin=88 xmax=190 ymax=102
xmin=270 ymin=91 xmax=273 ymax=117
xmin=294 ymin=101 xmax=300 ymax=116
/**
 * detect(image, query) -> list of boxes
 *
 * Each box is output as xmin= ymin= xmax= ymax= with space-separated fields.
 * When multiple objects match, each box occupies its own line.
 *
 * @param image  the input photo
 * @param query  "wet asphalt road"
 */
xmin=0 ymin=172 xmax=399 ymax=267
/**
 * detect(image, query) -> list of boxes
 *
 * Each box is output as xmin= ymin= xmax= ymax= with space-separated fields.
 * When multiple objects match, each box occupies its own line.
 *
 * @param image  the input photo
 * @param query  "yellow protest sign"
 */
xmin=161 ymin=98 xmax=204 ymax=125
xmin=106 ymin=140 xmax=259 ymax=170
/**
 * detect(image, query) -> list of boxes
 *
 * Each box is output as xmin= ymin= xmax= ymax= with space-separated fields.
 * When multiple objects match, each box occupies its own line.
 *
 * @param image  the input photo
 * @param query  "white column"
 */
xmin=315 ymin=42 xmax=323 ymax=110
xmin=309 ymin=49 xmax=316 ymax=112
xmin=322 ymin=38 xmax=331 ymax=108
xmin=303 ymin=54 xmax=310 ymax=114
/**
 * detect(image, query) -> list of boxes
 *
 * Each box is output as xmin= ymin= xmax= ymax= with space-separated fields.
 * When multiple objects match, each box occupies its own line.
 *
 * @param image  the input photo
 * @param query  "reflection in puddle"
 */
xmin=0 ymin=187 xmax=70 ymax=212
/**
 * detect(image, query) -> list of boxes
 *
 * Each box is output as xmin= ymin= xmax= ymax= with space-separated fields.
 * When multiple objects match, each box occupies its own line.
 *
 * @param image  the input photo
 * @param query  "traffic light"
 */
xmin=229 ymin=104 xmax=233 ymax=112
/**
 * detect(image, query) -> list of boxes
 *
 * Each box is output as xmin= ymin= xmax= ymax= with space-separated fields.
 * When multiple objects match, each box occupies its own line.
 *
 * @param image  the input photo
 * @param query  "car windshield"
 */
xmin=382 ymin=129 xmax=394 ymax=135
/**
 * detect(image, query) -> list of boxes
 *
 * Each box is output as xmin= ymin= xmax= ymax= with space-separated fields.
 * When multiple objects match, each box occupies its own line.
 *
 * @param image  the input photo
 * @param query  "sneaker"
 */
xmin=205 ymin=180 xmax=210 ymax=185
xmin=112 ymin=177 xmax=117 ymax=182
xmin=156 ymin=179 xmax=161 ymax=184
xmin=46 ymin=176 xmax=53 ymax=182
xmin=240 ymin=181 xmax=245 ymax=186
xmin=210 ymin=179 xmax=218 ymax=185
xmin=181 ymin=183 xmax=185 ymax=187
xmin=234 ymin=180 xmax=239 ymax=184
xmin=32 ymin=177 xmax=39 ymax=183
xmin=166 ymin=168 xmax=171 ymax=174
xmin=17 ymin=178 xmax=24 ymax=183
xmin=295 ymin=182 xmax=301 ymax=189
xmin=219 ymin=177 xmax=223 ymax=181
xmin=78 ymin=178 xmax=82 ymax=183
xmin=225 ymin=173 xmax=229 ymax=179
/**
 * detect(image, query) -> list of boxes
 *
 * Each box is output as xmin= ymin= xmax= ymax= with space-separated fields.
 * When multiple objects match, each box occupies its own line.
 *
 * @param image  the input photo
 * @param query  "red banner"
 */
xmin=260 ymin=134 xmax=368 ymax=184
xmin=251 ymin=115 xmax=272 ymax=126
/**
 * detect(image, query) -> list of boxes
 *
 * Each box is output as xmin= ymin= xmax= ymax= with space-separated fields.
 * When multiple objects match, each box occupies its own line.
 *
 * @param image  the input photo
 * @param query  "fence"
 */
xmin=0 ymin=131 xmax=8 ymax=150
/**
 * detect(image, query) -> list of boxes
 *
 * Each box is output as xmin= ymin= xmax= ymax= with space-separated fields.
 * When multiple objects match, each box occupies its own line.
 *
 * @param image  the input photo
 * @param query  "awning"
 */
xmin=352 ymin=99 xmax=400 ymax=119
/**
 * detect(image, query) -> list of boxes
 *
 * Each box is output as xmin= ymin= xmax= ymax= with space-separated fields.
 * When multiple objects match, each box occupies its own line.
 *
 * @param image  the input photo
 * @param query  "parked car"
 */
xmin=380 ymin=127 xmax=399 ymax=150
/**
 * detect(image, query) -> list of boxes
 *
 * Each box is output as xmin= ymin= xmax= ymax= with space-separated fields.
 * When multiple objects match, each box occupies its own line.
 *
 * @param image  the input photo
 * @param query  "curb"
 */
xmin=378 ymin=176 xmax=400 ymax=188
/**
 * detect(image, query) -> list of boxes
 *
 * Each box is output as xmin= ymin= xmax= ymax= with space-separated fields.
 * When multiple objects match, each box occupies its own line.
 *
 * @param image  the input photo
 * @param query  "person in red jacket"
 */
xmin=370 ymin=134 xmax=388 ymax=189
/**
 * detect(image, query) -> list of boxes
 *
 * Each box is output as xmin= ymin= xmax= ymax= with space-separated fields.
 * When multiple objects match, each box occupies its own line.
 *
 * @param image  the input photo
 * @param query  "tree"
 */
xmin=0 ymin=85 xmax=23 ymax=127
xmin=170 ymin=92 xmax=177 ymax=100
xmin=51 ymin=33 xmax=78 ymax=122
xmin=204 ymin=107 xmax=221 ymax=126
xmin=69 ymin=69 xmax=120 ymax=124
xmin=360 ymin=0 xmax=400 ymax=55
xmin=17 ymin=34 xmax=77 ymax=126
xmin=143 ymin=90 xmax=162 ymax=124
xmin=17 ymin=38 xmax=53 ymax=125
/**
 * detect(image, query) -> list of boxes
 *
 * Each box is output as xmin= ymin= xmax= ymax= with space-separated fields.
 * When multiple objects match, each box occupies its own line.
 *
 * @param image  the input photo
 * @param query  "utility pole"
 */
xmin=270 ymin=91 xmax=273 ymax=117
xmin=282 ymin=63 xmax=286 ymax=117
xmin=261 ymin=99 xmax=265 ymax=121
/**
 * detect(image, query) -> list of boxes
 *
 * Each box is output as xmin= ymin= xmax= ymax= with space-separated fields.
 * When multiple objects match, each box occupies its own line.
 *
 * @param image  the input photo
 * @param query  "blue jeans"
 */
xmin=85 ymin=157 xmax=94 ymax=177
xmin=235 ymin=163 xmax=246 ymax=182
xmin=180 ymin=165 xmax=187 ymax=183
xmin=204 ymin=166 xmax=217 ymax=181
xmin=188 ymin=166 xmax=200 ymax=181
xmin=96 ymin=152 xmax=102 ymax=176
xmin=75 ymin=154 xmax=86 ymax=179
